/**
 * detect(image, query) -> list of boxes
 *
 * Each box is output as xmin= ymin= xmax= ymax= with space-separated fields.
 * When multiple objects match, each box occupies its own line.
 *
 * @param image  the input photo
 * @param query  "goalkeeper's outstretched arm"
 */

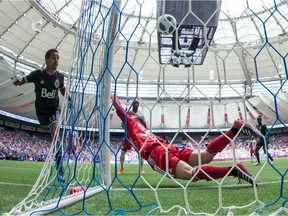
xmin=111 ymin=95 xmax=126 ymax=122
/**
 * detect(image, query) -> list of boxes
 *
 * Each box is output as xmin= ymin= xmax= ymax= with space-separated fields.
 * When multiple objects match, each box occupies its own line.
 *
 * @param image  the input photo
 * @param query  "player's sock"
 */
xmin=119 ymin=151 xmax=125 ymax=168
xmin=193 ymin=166 xmax=230 ymax=181
xmin=255 ymin=152 xmax=260 ymax=163
xmin=268 ymin=153 xmax=274 ymax=161
xmin=55 ymin=140 xmax=65 ymax=181
xmin=206 ymin=130 xmax=235 ymax=154
xmin=140 ymin=158 xmax=144 ymax=169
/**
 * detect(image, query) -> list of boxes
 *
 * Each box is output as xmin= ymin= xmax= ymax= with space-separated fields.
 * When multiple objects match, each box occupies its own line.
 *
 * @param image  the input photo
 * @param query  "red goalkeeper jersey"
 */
xmin=113 ymin=99 xmax=167 ymax=160
xmin=112 ymin=97 xmax=193 ymax=176
xmin=121 ymin=110 xmax=145 ymax=152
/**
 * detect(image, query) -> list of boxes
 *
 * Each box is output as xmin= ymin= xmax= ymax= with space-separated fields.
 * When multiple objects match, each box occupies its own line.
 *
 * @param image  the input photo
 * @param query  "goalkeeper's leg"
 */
xmin=175 ymin=160 xmax=254 ymax=185
xmin=174 ymin=159 xmax=233 ymax=181
xmin=188 ymin=127 xmax=238 ymax=166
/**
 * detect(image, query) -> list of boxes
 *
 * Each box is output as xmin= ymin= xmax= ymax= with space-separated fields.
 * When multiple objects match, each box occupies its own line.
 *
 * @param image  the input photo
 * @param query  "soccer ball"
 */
xmin=156 ymin=14 xmax=177 ymax=35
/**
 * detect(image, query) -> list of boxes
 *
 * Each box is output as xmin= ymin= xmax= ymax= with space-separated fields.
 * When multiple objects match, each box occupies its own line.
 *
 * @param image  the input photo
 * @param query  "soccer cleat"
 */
xmin=234 ymin=162 xmax=255 ymax=186
xmin=140 ymin=169 xmax=145 ymax=175
xmin=57 ymin=173 xmax=66 ymax=183
xmin=118 ymin=168 xmax=124 ymax=174
xmin=254 ymin=162 xmax=261 ymax=166
xmin=233 ymin=119 xmax=259 ymax=137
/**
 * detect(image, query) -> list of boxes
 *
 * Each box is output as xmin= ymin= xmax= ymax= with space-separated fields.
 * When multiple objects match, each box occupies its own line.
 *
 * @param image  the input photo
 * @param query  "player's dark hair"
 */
xmin=45 ymin=49 xmax=58 ymax=59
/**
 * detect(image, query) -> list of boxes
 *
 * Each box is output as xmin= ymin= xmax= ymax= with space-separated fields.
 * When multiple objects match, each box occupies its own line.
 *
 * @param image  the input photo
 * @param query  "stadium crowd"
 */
xmin=0 ymin=126 xmax=50 ymax=161
xmin=1 ymin=126 xmax=288 ymax=163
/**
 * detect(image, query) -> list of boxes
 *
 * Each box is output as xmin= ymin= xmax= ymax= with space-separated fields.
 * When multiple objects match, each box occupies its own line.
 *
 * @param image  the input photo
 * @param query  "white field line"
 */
xmin=0 ymin=180 xmax=287 ymax=190
xmin=1 ymin=166 xmax=38 ymax=171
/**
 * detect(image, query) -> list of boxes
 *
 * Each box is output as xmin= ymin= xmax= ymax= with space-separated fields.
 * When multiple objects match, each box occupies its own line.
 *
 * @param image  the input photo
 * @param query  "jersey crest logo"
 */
xmin=40 ymin=80 xmax=44 ymax=84
xmin=54 ymin=79 xmax=60 ymax=88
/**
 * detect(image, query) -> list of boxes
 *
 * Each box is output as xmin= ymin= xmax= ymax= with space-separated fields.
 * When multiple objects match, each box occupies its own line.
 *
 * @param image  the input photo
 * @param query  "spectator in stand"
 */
xmin=0 ymin=127 xmax=50 ymax=161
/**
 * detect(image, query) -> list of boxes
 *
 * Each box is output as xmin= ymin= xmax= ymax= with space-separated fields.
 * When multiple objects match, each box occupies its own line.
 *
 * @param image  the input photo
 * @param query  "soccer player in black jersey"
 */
xmin=254 ymin=115 xmax=274 ymax=166
xmin=13 ymin=49 xmax=68 ymax=182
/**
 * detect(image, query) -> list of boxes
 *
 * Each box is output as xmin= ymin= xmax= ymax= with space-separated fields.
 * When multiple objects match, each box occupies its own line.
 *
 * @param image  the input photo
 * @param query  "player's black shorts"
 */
xmin=36 ymin=109 xmax=60 ymax=127
xmin=256 ymin=138 xmax=269 ymax=149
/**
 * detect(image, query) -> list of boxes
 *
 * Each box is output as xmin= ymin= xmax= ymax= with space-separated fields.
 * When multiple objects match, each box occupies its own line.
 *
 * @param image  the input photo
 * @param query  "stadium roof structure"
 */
xmin=0 ymin=0 xmax=288 ymax=128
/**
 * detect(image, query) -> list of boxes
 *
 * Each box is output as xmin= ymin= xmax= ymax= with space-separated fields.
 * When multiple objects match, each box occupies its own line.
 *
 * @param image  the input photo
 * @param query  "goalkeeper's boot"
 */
xmin=234 ymin=162 xmax=255 ymax=186
xmin=233 ymin=119 xmax=259 ymax=137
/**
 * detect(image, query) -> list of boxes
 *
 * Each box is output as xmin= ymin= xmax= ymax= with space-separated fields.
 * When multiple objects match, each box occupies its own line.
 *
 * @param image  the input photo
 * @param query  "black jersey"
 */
xmin=24 ymin=69 xmax=64 ymax=114
xmin=256 ymin=123 xmax=267 ymax=136
xmin=256 ymin=123 xmax=267 ymax=142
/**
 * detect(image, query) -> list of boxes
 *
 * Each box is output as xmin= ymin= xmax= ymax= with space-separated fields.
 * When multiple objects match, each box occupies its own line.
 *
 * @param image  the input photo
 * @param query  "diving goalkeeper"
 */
xmin=111 ymin=95 xmax=256 ymax=185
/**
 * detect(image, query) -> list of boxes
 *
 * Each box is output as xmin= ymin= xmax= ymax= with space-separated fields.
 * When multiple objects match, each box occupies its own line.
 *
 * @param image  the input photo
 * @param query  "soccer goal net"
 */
xmin=6 ymin=0 xmax=288 ymax=215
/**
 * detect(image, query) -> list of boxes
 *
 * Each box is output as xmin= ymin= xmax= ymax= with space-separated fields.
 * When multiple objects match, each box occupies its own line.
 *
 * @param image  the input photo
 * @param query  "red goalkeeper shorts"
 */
xmin=121 ymin=139 xmax=132 ymax=152
xmin=146 ymin=144 xmax=193 ymax=177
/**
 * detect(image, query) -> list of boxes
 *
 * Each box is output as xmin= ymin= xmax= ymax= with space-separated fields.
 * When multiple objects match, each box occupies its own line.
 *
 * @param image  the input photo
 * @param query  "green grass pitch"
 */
xmin=0 ymin=158 xmax=287 ymax=215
